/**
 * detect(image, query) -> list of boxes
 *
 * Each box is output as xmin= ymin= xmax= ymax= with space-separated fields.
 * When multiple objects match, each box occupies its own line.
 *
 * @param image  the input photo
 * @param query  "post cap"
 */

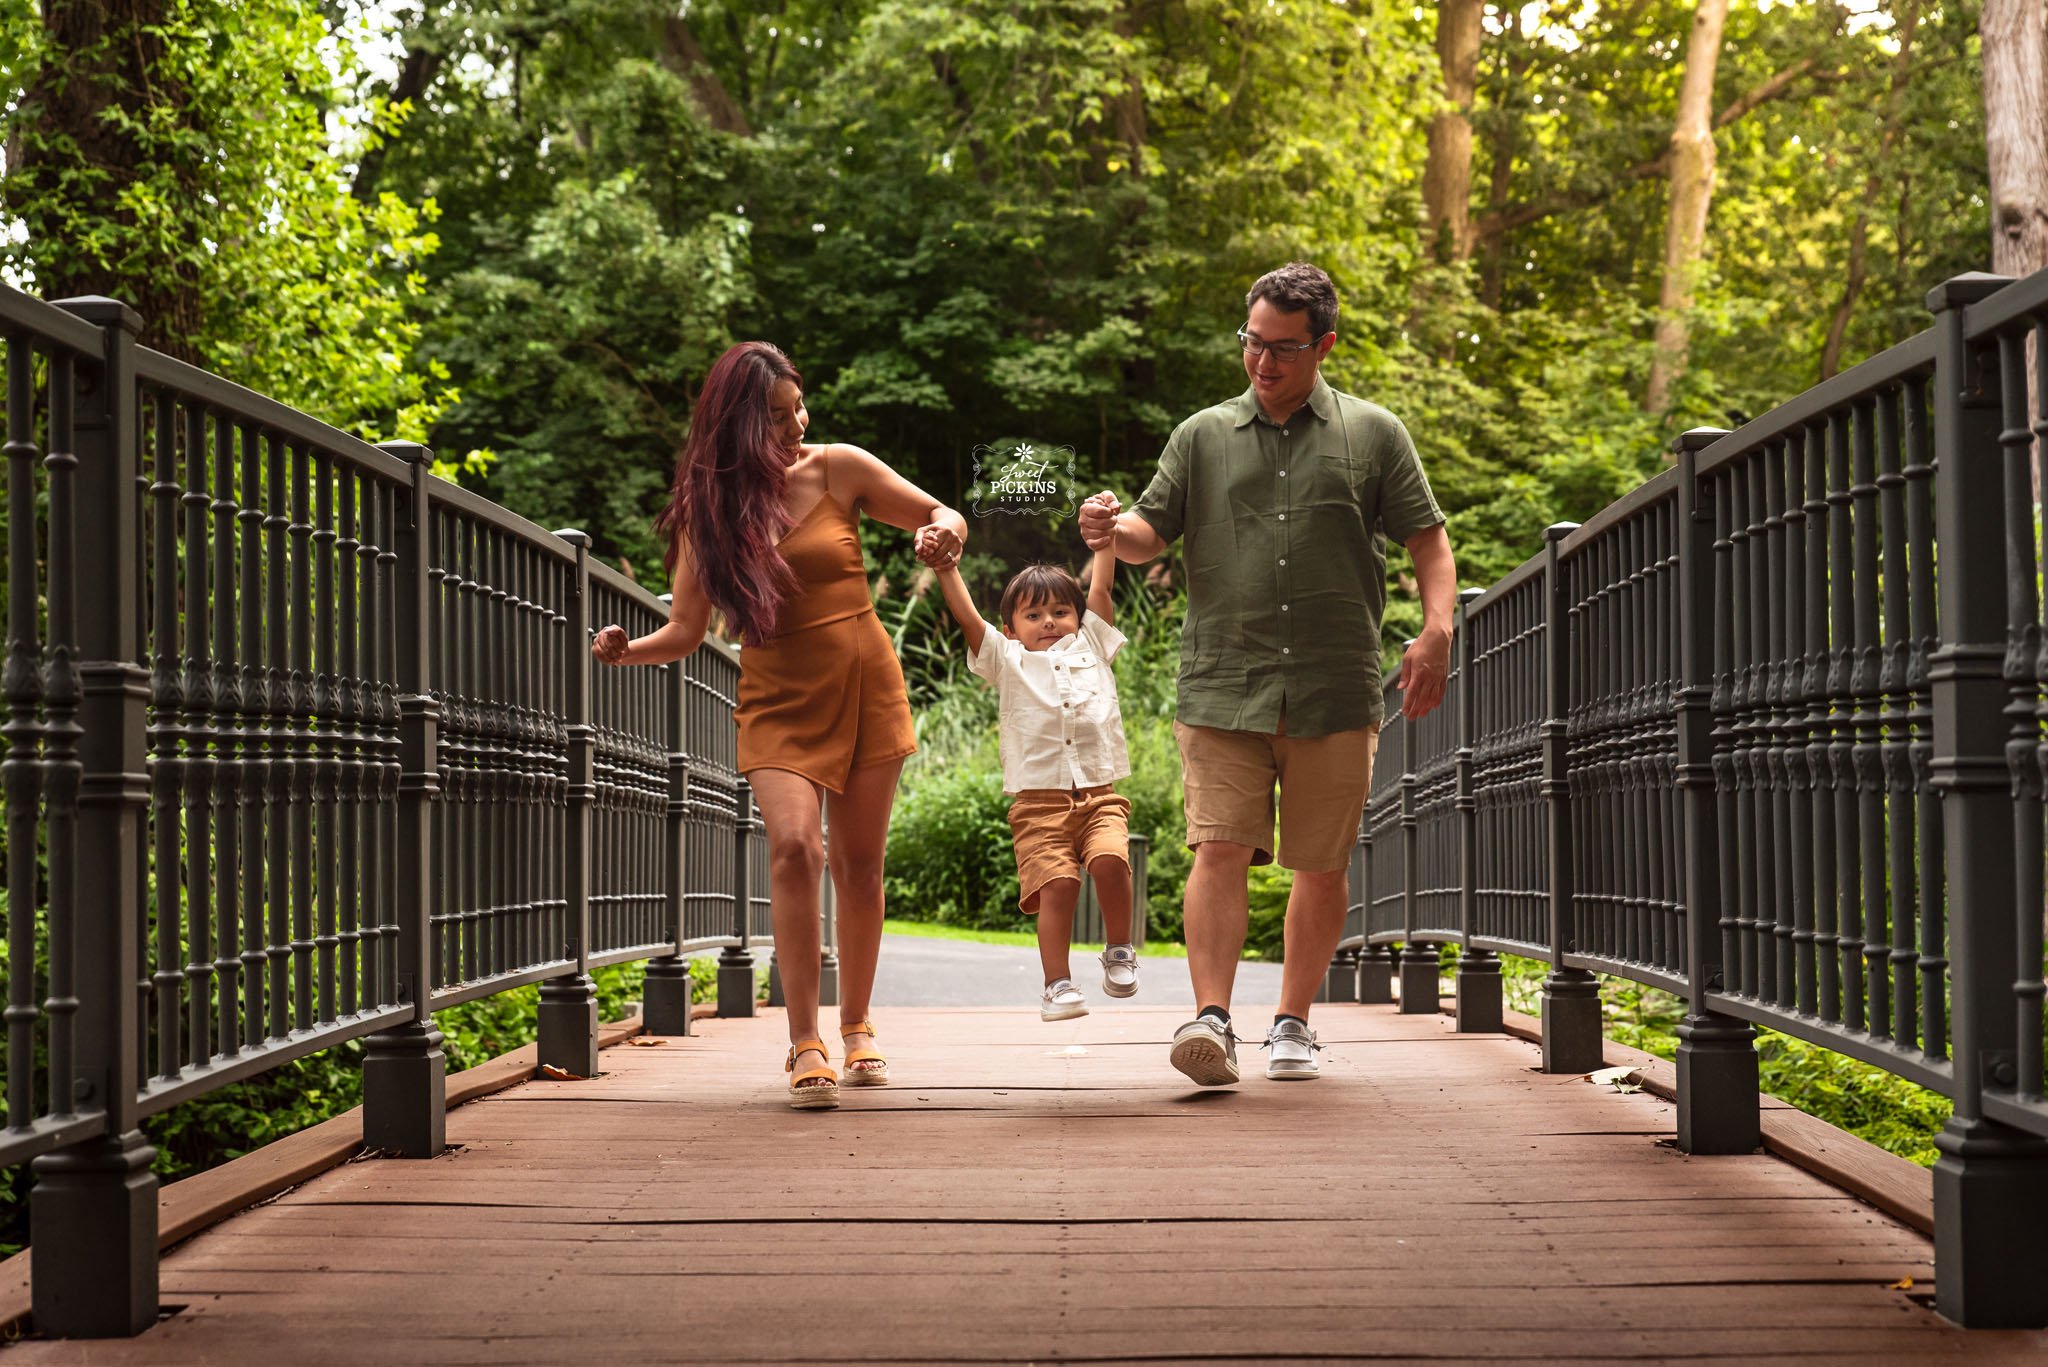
xmin=1544 ymin=522 xmax=1581 ymax=543
xmin=1457 ymin=587 xmax=1484 ymax=606
xmin=1672 ymin=427 xmax=1729 ymax=455
xmin=375 ymin=441 xmax=435 ymax=466
xmin=554 ymin=528 xmax=590 ymax=548
xmin=53 ymin=297 xmax=142 ymax=334
xmin=1925 ymin=272 xmax=2012 ymax=313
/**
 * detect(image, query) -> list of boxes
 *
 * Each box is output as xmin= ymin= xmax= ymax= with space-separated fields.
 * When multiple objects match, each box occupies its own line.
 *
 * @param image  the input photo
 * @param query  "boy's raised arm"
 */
xmin=1086 ymin=544 xmax=1115 ymax=626
xmin=931 ymin=562 xmax=987 ymax=656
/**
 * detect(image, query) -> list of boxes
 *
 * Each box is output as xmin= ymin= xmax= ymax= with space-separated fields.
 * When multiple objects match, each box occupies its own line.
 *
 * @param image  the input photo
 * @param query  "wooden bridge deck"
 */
xmin=8 ymin=1004 xmax=2047 ymax=1365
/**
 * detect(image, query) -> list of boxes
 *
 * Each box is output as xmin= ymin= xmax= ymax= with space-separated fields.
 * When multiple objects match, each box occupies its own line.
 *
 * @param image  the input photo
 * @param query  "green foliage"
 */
xmin=0 ymin=0 xmax=456 ymax=457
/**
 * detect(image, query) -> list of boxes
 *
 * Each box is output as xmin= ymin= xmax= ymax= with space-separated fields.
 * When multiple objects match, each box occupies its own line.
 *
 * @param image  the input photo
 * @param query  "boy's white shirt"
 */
xmin=968 ymin=610 xmax=1132 ymax=795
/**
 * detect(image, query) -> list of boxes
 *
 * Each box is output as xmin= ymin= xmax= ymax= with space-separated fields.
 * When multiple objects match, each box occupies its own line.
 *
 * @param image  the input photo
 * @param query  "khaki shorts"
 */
xmin=1174 ymin=720 xmax=1380 ymax=873
xmin=1007 ymin=786 xmax=1132 ymax=912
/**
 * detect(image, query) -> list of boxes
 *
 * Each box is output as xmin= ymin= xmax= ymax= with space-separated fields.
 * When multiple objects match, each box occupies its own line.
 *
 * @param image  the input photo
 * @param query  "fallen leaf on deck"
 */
xmin=1585 ymin=1066 xmax=1635 ymax=1085
xmin=537 ymin=1064 xmax=587 ymax=1081
xmin=628 ymin=1037 xmax=665 ymax=1047
xmin=1891 ymin=1277 xmax=1914 ymax=1290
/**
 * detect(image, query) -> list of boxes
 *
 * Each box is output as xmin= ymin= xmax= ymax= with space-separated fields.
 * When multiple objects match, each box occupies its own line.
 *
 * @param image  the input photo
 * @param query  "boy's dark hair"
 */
xmin=999 ymin=563 xmax=1087 ymax=629
xmin=1246 ymin=261 xmax=1340 ymax=338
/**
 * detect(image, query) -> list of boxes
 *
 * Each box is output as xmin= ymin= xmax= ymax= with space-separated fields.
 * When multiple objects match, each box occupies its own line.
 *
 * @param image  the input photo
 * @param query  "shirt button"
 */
xmin=1277 ymin=513 xmax=1286 ymax=522
xmin=1282 ymin=648 xmax=1291 ymax=655
xmin=1278 ymin=557 xmax=1287 ymax=567
xmin=1279 ymin=470 xmax=1288 ymax=477
xmin=1281 ymin=604 xmax=1290 ymax=612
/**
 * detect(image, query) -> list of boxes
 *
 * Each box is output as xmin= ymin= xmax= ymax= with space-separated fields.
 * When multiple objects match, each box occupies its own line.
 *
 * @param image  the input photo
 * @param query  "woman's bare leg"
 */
xmin=826 ymin=756 xmax=905 ymax=1073
xmin=747 ymin=768 xmax=829 ymax=1087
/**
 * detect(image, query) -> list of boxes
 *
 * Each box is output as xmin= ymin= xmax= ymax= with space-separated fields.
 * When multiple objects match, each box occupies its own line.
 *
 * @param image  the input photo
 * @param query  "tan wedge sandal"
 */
xmin=785 ymin=1038 xmax=839 ymax=1110
xmin=839 ymin=1019 xmax=889 ymax=1087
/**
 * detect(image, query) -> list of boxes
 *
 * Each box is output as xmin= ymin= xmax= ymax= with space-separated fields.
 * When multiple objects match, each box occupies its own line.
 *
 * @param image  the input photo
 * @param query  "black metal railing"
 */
xmin=1335 ymin=271 xmax=2048 ymax=1327
xmin=0 ymin=287 xmax=802 ymax=1336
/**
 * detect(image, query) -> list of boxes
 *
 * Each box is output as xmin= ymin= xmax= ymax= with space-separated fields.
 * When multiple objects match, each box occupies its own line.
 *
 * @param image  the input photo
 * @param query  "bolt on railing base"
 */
xmin=1933 ymin=1116 xmax=2048 ymax=1328
xmin=1454 ymin=950 xmax=1503 ymax=1033
xmin=1357 ymin=946 xmax=1394 ymax=1004
xmin=362 ymin=1023 xmax=448 ymax=1157
xmin=1539 ymin=969 xmax=1603 ymax=1073
xmin=1319 ymin=948 xmax=1360 ymax=1004
xmin=717 ymin=947 xmax=757 ymax=1018
xmin=538 ymin=974 xmax=600 ymax=1078
xmin=1674 ymin=1012 xmax=1759 ymax=1154
xmin=642 ymin=955 xmax=694 ymax=1036
xmin=30 ymin=1130 xmax=159 ymax=1338
xmin=1397 ymin=942 xmax=1440 ymax=1014
xmin=818 ymin=948 xmax=840 ymax=1008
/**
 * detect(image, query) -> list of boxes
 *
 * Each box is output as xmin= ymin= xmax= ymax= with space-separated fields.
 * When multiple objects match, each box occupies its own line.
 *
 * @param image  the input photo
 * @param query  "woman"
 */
xmin=592 ymin=342 xmax=965 ymax=1109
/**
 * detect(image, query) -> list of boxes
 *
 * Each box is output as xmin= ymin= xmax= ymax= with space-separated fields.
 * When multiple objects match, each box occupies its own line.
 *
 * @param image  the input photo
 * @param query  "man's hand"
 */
xmin=591 ymin=624 xmax=629 ymax=666
xmin=1078 ymin=489 xmax=1120 ymax=551
xmin=1398 ymin=624 xmax=1452 ymax=721
xmin=913 ymin=523 xmax=962 ymax=568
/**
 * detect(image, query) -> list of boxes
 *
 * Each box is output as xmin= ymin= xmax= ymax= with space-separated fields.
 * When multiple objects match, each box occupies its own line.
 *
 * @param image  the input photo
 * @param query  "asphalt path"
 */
xmin=868 ymin=932 xmax=1288 ymax=1013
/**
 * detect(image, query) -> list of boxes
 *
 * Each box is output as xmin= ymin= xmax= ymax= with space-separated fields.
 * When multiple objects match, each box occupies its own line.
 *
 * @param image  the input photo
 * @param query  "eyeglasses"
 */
xmin=1237 ymin=329 xmax=1319 ymax=360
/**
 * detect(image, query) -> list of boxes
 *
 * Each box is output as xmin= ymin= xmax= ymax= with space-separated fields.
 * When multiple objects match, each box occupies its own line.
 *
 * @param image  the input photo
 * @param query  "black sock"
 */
xmin=1198 ymin=1005 xmax=1231 ymax=1026
xmin=1274 ymin=1013 xmax=1306 ymax=1028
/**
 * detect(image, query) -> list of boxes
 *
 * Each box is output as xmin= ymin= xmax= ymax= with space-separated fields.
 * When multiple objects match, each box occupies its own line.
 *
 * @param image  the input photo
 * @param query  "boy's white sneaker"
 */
xmin=1041 ymin=979 xmax=1088 ymax=1021
xmin=1100 ymin=944 xmax=1139 ymax=998
xmin=1262 ymin=1018 xmax=1321 ymax=1080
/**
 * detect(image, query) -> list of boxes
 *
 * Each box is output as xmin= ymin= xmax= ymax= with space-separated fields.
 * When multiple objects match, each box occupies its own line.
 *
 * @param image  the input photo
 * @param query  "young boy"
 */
xmin=921 ymin=495 xmax=1138 ymax=1019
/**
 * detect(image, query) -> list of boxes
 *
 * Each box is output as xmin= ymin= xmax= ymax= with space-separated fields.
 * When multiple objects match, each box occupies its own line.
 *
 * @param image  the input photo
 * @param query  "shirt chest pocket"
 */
xmin=1306 ymin=451 xmax=1374 ymax=509
xmin=1057 ymin=652 xmax=1103 ymax=701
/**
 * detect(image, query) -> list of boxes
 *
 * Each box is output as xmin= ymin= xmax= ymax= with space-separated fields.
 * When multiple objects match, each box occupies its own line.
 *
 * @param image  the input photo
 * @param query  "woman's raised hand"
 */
xmin=591 ymin=624 xmax=629 ymax=665
xmin=913 ymin=523 xmax=962 ymax=569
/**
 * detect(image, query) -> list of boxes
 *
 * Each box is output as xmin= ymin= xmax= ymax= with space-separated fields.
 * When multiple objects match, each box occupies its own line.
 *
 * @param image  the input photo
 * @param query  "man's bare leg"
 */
xmin=1184 ymin=840 xmax=1255 ymax=1013
xmin=1277 ymin=867 xmax=1350 ymax=1020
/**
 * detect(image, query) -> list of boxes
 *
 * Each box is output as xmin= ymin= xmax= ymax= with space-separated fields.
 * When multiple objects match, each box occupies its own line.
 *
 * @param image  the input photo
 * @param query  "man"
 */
xmin=1079 ymin=261 xmax=1457 ymax=1085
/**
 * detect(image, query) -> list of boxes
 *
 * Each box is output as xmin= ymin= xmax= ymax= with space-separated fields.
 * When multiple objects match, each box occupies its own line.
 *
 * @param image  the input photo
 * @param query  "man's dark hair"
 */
xmin=999 ymin=563 xmax=1087 ymax=629
xmin=1246 ymin=262 xmax=1340 ymax=338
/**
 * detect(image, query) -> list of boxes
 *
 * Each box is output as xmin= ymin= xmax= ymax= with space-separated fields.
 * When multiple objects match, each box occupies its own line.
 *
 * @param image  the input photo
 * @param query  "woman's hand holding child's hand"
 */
xmin=914 ymin=523 xmax=962 ymax=569
xmin=591 ymin=624 xmax=629 ymax=665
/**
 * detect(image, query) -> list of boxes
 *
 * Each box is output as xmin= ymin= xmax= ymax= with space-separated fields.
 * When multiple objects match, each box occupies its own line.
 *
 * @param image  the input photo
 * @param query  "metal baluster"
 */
xmin=263 ymin=431 xmax=290 ymax=1041
xmin=4 ymin=337 xmax=46 ymax=1129
xmin=1804 ymin=419 xmax=1837 ymax=1022
xmin=236 ymin=423 xmax=266 ymax=1045
xmin=209 ymin=410 xmax=239 ymax=1057
xmin=1783 ymin=431 xmax=1817 ymax=1017
xmin=1827 ymin=408 xmax=1863 ymax=1029
xmin=336 ymin=466 xmax=362 ymax=1016
xmin=314 ymin=450 xmax=338 ymax=1024
xmin=180 ymin=402 xmax=214 ymax=1071
xmin=1852 ymin=397 xmax=1889 ymax=1038
xmin=149 ymin=391 xmax=183 ymax=1079
xmin=1876 ymin=385 xmax=1918 ymax=1049
xmin=1762 ymin=439 xmax=1793 ymax=1005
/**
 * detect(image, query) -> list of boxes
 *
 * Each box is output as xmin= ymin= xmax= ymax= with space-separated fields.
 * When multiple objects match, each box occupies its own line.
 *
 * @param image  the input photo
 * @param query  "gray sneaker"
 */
xmin=1262 ymin=1018 xmax=1321 ymax=1080
xmin=1168 ymin=1016 xmax=1240 ymax=1086
xmin=1100 ymin=943 xmax=1138 ymax=998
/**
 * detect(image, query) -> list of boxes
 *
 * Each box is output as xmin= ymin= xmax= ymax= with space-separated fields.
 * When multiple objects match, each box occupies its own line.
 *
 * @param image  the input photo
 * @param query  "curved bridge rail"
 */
xmin=0 ymin=289 xmax=801 ymax=1337
xmin=1331 ymin=272 xmax=2048 ymax=1327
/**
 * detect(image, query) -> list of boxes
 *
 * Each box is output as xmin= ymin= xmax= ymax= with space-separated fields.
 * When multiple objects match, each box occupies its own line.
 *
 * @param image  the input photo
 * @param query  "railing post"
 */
xmin=643 ymin=616 xmax=693 ymax=1036
xmin=1453 ymin=587 xmax=1500 ymax=1032
xmin=717 ymin=779 xmax=757 ymax=1016
xmin=31 ymin=298 xmax=157 ymax=1337
xmin=1356 ymin=789 xmax=1393 ymax=1003
xmin=1672 ymin=428 xmax=1759 ymax=1153
xmin=361 ymin=442 xmax=446 ymax=1156
xmin=1396 ymin=661 xmax=1436 ymax=1013
xmin=1129 ymin=831 xmax=1149 ymax=949
xmin=1926 ymin=272 xmax=2048 ymax=1328
xmin=538 ymin=530 xmax=598 ymax=1076
xmin=1539 ymin=522 xmax=1601 ymax=1072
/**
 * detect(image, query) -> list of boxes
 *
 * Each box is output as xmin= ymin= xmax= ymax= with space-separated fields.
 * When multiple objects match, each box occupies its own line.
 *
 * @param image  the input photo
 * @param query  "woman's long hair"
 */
xmin=656 ymin=342 xmax=804 ymax=643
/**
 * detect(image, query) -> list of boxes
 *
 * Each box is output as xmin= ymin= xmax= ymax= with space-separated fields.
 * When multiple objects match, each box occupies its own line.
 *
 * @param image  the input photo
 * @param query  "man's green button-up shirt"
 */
xmin=1131 ymin=376 xmax=1444 ymax=738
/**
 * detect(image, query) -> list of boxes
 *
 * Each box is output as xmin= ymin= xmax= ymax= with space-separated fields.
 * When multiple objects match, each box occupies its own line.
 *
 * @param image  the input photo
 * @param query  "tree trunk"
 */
xmin=1645 ymin=0 xmax=1731 ymax=417
xmin=660 ymin=16 xmax=754 ymax=136
xmin=1983 ymin=0 xmax=2048 ymax=279
xmin=14 ymin=0 xmax=203 ymax=358
xmin=1421 ymin=0 xmax=1485 ymax=264
xmin=1820 ymin=0 xmax=1921 ymax=381
xmin=1477 ymin=7 xmax=1526 ymax=309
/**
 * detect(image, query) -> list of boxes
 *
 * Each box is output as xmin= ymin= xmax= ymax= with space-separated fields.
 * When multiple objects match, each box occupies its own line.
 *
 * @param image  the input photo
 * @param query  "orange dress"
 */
xmin=734 ymin=491 xmax=917 ymax=791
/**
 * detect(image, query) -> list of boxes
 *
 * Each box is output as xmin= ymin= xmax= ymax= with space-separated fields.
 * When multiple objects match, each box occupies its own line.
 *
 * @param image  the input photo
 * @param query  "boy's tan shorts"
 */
xmin=1007 ymin=785 xmax=1132 ymax=912
xmin=1174 ymin=720 xmax=1380 ymax=873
